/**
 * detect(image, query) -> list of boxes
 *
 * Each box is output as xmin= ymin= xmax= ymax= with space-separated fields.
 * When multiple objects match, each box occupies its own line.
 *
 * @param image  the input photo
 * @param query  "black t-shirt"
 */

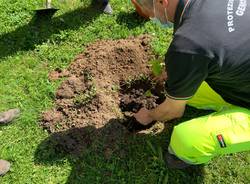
xmin=165 ymin=0 xmax=250 ymax=108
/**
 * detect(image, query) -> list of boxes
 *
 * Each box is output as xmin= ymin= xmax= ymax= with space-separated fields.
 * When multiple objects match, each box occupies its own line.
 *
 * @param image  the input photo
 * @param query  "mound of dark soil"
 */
xmin=41 ymin=35 xmax=166 ymax=154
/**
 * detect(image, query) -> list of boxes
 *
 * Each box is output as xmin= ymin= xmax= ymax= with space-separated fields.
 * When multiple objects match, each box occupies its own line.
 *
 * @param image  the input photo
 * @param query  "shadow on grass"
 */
xmin=34 ymin=107 xmax=210 ymax=183
xmin=116 ymin=11 xmax=147 ymax=29
xmin=0 ymin=1 xmax=105 ymax=60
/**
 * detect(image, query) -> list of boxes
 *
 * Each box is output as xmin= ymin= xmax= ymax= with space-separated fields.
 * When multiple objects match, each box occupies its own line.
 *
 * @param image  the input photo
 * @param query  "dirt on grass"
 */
xmin=42 ymin=35 xmax=166 ymax=154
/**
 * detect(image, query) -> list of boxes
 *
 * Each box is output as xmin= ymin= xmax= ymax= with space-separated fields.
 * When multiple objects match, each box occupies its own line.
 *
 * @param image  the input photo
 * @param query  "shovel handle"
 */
xmin=46 ymin=0 xmax=52 ymax=8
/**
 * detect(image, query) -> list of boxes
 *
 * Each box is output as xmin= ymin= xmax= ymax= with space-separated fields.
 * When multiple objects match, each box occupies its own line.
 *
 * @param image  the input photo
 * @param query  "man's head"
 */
xmin=132 ymin=0 xmax=178 ymax=24
xmin=153 ymin=0 xmax=169 ymax=25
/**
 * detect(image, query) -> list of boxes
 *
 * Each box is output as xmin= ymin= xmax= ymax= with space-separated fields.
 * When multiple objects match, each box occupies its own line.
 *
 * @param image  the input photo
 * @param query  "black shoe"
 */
xmin=166 ymin=152 xmax=191 ymax=169
xmin=103 ymin=2 xmax=112 ymax=14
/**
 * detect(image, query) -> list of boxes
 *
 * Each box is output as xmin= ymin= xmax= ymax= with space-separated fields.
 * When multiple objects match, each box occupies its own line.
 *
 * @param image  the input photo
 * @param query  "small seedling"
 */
xmin=145 ymin=89 xmax=153 ymax=97
xmin=150 ymin=59 xmax=165 ymax=77
xmin=82 ymin=69 xmax=93 ymax=81
xmin=111 ymin=84 xmax=120 ymax=92
xmin=138 ymin=73 xmax=149 ymax=81
xmin=55 ymin=122 xmax=62 ymax=130
xmin=122 ymin=77 xmax=135 ymax=89
xmin=74 ymin=85 xmax=97 ymax=106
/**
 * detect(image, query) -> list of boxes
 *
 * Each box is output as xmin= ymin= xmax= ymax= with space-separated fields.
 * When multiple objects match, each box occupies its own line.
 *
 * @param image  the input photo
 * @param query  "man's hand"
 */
xmin=134 ymin=98 xmax=187 ymax=125
xmin=134 ymin=107 xmax=154 ymax=125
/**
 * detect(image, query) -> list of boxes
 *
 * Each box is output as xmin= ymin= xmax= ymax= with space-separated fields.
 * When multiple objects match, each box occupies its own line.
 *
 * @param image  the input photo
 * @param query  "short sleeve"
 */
xmin=165 ymin=51 xmax=210 ymax=100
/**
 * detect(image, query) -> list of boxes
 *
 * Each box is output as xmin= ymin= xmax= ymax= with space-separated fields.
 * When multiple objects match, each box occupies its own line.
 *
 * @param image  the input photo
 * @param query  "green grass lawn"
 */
xmin=0 ymin=0 xmax=249 ymax=183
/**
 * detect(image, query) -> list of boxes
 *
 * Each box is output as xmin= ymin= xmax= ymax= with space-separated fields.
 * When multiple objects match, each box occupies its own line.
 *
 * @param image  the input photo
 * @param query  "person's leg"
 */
xmin=187 ymin=81 xmax=232 ymax=111
xmin=0 ymin=108 xmax=20 ymax=125
xmin=167 ymin=107 xmax=250 ymax=168
xmin=166 ymin=82 xmax=226 ymax=168
xmin=165 ymin=151 xmax=191 ymax=169
xmin=102 ymin=0 xmax=113 ymax=14
xmin=166 ymin=113 xmax=212 ymax=168
xmin=0 ymin=160 xmax=10 ymax=176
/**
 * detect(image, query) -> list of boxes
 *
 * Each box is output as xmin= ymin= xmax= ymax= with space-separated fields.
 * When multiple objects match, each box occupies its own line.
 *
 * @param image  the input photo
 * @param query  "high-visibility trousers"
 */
xmin=169 ymin=82 xmax=250 ymax=164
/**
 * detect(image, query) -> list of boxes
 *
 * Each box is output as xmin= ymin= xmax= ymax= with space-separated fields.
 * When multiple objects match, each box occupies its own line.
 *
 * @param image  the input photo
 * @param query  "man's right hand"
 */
xmin=133 ymin=107 xmax=154 ymax=125
xmin=134 ymin=97 xmax=187 ymax=125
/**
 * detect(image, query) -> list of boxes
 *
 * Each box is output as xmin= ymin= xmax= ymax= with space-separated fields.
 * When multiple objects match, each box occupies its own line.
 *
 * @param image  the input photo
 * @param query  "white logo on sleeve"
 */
xmin=227 ymin=0 xmax=235 ymax=32
xmin=236 ymin=0 xmax=247 ymax=16
xmin=226 ymin=0 xmax=247 ymax=33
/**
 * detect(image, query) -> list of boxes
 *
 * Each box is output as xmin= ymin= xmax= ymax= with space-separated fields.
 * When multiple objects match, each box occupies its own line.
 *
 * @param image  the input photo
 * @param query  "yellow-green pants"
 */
xmin=169 ymin=82 xmax=250 ymax=164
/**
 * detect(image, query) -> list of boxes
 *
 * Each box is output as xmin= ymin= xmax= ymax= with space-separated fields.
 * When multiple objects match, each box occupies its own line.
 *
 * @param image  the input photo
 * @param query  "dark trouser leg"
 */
xmin=102 ymin=0 xmax=112 ymax=14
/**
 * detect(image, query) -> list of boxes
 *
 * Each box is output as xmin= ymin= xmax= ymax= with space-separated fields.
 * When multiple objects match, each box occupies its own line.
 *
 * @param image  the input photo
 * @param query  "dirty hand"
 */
xmin=134 ymin=107 xmax=154 ymax=125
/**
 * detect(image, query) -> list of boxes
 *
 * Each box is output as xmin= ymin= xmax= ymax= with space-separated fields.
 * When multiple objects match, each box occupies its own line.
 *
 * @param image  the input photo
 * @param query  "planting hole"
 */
xmin=118 ymin=77 xmax=165 ymax=132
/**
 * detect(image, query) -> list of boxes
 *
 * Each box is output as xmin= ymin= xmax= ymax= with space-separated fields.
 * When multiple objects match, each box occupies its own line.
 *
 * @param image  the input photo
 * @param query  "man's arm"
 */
xmin=134 ymin=52 xmax=210 ymax=125
xmin=134 ymin=97 xmax=187 ymax=125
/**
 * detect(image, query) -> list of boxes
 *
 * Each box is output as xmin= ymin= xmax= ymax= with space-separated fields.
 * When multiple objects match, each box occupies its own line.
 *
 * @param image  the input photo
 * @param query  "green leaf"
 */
xmin=150 ymin=60 xmax=163 ymax=76
xmin=145 ymin=90 xmax=152 ymax=97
